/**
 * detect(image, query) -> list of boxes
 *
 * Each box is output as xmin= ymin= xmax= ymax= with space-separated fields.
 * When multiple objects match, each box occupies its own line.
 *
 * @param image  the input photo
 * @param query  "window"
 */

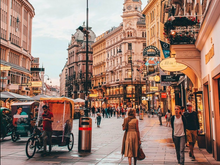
xmin=128 ymin=43 xmax=132 ymax=50
xmin=143 ymin=43 xmax=146 ymax=49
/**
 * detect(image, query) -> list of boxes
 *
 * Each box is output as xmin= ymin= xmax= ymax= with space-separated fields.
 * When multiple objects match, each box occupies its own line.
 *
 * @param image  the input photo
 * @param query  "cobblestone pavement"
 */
xmin=1 ymin=114 xmax=220 ymax=165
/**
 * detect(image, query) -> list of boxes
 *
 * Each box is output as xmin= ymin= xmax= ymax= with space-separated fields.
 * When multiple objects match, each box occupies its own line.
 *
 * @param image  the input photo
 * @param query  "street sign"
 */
xmin=21 ymin=83 xmax=32 ymax=86
xmin=0 ymin=66 xmax=11 ymax=70
xmin=31 ymin=81 xmax=42 ymax=87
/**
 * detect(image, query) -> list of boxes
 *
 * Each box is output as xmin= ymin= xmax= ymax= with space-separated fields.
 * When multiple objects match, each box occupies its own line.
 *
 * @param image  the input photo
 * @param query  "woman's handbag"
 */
xmin=137 ymin=145 xmax=145 ymax=160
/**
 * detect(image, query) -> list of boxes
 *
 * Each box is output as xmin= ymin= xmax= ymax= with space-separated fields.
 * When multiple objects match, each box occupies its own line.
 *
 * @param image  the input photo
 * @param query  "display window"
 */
xmin=120 ymin=86 xmax=123 ymax=94
xmin=142 ymin=85 xmax=146 ymax=94
xmin=195 ymin=92 xmax=204 ymax=135
xmin=126 ymin=85 xmax=135 ymax=94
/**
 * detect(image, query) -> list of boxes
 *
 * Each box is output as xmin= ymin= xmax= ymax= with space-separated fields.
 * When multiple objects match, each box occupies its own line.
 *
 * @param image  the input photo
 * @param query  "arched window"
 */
xmin=142 ymin=32 xmax=145 ymax=37
xmin=130 ymin=32 xmax=132 ymax=37
xmin=127 ymin=32 xmax=130 ymax=37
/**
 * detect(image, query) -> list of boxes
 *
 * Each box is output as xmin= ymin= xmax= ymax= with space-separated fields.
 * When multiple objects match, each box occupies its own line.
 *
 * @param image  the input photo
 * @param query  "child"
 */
xmin=95 ymin=113 xmax=102 ymax=127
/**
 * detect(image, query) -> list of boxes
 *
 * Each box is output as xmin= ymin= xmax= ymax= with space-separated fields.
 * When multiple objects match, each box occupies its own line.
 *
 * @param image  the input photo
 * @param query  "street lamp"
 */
xmin=78 ymin=0 xmax=89 ymax=117
xmin=43 ymin=74 xmax=52 ymax=95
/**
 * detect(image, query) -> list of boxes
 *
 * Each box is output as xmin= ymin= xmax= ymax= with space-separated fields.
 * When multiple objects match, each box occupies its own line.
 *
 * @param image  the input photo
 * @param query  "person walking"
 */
xmin=183 ymin=102 xmax=199 ymax=161
xmin=105 ymin=107 xmax=108 ymax=118
xmin=102 ymin=108 xmax=105 ymax=118
xmin=121 ymin=109 xmax=141 ymax=165
xmin=95 ymin=113 xmax=102 ymax=127
xmin=92 ymin=106 xmax=95 ymax=117
xmin=171 ymin=105 xmax=187 ymax=165
xmin=165 ymin=110 xmax=171 ymax=127
xmin=113 ymin=107 xmax=116 ymax=117
xmin=41 ymin=105 xmax=54 ymax=157
xmin=157 ymin=105 xmax=162 ymax=125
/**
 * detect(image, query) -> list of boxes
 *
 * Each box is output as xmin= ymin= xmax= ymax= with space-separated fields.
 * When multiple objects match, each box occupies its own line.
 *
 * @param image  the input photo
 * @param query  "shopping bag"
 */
xmin=137 ymin=145 xmax=145 ymax=160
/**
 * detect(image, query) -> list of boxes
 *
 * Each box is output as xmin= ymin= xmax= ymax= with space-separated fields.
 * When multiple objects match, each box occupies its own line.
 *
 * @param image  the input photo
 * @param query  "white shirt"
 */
xmin=174 ymin=116 xmax=185 ymax=137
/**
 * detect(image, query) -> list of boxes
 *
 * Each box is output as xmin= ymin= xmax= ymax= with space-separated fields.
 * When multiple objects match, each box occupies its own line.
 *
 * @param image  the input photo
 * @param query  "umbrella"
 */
xmin=0 ymin=93 xmax=15 ymax=99
xmin=31 ymin=94 xmax=50 ymax=101
xmin=73 ymin=98 xmax=85 ymax=103
xmin=0 ymin=91 xmax=30 ymax=100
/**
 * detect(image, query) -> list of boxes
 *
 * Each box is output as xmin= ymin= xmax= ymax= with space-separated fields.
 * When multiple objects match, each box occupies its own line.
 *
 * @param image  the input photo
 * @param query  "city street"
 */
xmin=1 ymin=115 xmax=220 ymax=165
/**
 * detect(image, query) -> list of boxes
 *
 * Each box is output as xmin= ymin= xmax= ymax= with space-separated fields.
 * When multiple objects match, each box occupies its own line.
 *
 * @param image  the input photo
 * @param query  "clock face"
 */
xmin=127 ymin=5 xmax=132 ymax=10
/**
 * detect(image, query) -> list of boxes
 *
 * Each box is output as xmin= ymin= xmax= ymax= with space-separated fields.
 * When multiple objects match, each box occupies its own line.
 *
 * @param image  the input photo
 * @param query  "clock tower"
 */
xmin=122 ymin=0 xmax=143 ymax=30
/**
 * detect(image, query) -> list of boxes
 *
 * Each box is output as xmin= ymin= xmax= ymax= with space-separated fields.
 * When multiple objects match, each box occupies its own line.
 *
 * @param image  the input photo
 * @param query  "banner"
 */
xmin=160 ymin=40 xmax=170 ymax=58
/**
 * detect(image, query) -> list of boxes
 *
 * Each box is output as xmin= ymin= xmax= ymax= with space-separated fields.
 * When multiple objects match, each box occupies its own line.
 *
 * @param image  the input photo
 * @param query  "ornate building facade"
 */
xmin=66 ymin=24 xmax=96 ymax=99
xmin=0 ymin=0 xmax=35 ymax=96
xmin=91 ymin=0 xmax=146 ymax=108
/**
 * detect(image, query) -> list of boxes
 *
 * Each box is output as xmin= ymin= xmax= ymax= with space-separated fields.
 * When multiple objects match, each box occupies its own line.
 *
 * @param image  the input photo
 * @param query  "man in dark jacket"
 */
xmin=183 ymin=102 xmax=200 ymax=161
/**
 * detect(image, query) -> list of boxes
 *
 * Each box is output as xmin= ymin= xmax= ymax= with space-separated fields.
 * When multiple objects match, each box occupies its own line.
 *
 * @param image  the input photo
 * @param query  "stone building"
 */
xmin=66 ymin=24 xmax=96 ymax=99
xmin=0 ymin=0 xmax=35 ymax=96
xmin=91 ymin=0 xmax=146 ymax=108
xmin=59 ymin=62 xmax=68 ymax=97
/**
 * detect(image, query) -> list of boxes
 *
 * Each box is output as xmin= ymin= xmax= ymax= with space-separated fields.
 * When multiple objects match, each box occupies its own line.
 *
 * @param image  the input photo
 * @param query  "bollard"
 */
xmin=78 ymin=117 xmax=92 ymax=152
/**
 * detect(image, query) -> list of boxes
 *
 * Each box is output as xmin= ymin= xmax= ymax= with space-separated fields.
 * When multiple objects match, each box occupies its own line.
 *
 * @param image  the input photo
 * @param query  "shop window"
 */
xmin=126 ymin=85 xmax=135 ymax=94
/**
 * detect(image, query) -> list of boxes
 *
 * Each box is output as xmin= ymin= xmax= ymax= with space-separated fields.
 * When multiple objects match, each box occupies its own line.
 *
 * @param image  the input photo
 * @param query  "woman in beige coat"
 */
xmin=122 ymin=109 xmax=141 ymax=165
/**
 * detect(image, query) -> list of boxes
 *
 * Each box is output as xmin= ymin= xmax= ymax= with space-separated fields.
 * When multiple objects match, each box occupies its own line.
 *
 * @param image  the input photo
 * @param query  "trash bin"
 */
xmin=78 ymin=117 xmax=92 ymax=152
xmin=139 ymin=110 xmax=144 ymax=120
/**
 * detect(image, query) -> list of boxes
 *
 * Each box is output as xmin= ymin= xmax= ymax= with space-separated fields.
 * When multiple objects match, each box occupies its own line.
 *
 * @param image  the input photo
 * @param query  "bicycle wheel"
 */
xmin=11 ymin=130 xmax=19 ymax=142
xmin=26 ymin=137 xmax=37 ymax=158
xmin=67 ymin=133 xmax=74 ymax=151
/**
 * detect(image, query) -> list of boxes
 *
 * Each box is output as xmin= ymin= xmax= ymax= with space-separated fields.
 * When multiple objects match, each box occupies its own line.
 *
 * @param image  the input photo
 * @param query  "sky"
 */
xmin=29 ymin=0 xmax=149 ymax=86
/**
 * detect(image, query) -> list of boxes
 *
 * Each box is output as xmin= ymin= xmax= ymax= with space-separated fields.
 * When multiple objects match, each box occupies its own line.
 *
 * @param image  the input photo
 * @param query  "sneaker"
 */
xmin=191 ymin=155 xmax=195 ymax=161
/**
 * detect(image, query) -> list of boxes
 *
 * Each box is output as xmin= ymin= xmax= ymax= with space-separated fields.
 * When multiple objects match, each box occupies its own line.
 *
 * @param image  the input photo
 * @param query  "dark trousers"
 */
xmin=159 ymin=115 xmax=162 ymax=125
xmin=42 ymin=131 xmax=52 ymax=153
xmin=174 ymin=136 xmax=185 ymax=165
xmin=97 ymin=119 xmax=101 ymax=126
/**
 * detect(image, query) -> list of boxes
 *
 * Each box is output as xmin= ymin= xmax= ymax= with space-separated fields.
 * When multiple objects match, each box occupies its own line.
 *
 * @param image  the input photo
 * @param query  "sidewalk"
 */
xmin=1 ymin=115 xmax=220 ymax=165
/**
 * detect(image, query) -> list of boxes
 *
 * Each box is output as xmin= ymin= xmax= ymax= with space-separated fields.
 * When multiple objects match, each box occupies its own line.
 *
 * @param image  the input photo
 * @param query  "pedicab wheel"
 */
xmin=67 ymin=133 xmax=74 ymax=151
xmin=26 ymin=138 xmax=36 ymax=158
xmin=11 ymin=130 xmax=19 ymax=142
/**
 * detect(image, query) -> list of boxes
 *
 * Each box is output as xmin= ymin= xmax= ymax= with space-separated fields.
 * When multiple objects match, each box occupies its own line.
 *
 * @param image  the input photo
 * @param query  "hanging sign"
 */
xmin=154 ymin=75 xmax=160 ymax=82
xmin=143 ymin=45 xmax=160 ymax=57
xmin=160 ymin=58 xmax=187 ymax=71
xmin=89 ymin=94 xmax=98 ymax=97
xmin=161 ymin=75 xmax=179 ymax=82
xmin=160 ymin=40 xmax=170 ymax=58
xmin=145 ymin=57 xmax=160 ymax=66
xmin=0 ymin=66 xmax=11 ymax=71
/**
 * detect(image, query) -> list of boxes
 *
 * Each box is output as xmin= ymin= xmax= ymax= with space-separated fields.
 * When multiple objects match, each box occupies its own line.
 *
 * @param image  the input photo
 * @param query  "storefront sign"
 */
xmin=161 ymin=82 xmax=172 ymax=86
xmin=160 ymin=58 xmax=187 ymax=71
xmin=33 ymin=90 xmax=41 ymax=93
xmin=150 ymin=87 xmax=158 ymax=91
xmin=205 ymin=44 xmax=214 ymax=64
xmin=0 ymin=66 xmax=11 ymax=71
xmin=21 ymin=83 xmax=32 ymax=86
xmin=161 ymin=93 xmax=167 ymax=98
xmin=9 ymin=84 xmax=19 ymax=90
xmin=145 ymin=57 xmax=160 ymax=66
xmin=148 ymin=66 xmax=155 ymax=72
xmin=154 ymin=75 xmax=160 ymax=82
xmin=31 ymin=81 xmax=42 ymax=87
xmin=0 ymin=77 xmax=8 ymax=80
xmin=161 ymin=75 xmax=179 ymax=82
xmin=143 ymin=45 xmax=160 ymax=57
xmin=89 ymin=94 xmax=98 ymax=97
xmin=148 ymin=76 xmax=155 ymax=81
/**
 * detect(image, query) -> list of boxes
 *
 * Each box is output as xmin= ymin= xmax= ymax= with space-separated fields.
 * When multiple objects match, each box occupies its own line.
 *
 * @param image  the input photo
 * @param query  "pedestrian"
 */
xmin=113 ymin=107 xmax=116 ymax=117
xmin=41 ymin=105 xmax=54 ymax=157
xmin=157 ymin=105 xmax=162 ymax=125
xmin=165 ymin=109 xmax=171 ymax=127
xmin=102 ymin=108 xmax=105 ymax=118
xmin=110 ymin=107 xmax=113 ymax=117
xmin=171 ymin=105 xmax=187 ymax=165
xmin=121 ymin=108 xmax=141 ymax=165
xmin=180 ymin=106 xmax=185 ymax=115
xmin=105 ymin=107 xmax=108 ymax=118
xmin=95 ymin=113 xmax=102 ymax=127
xmin=151 ymin=108 xmax=154 ymax=117
xmin=121 ymin=107 xmax=125 ymax=119
xmin=136 ymin=107 xmax=139 ymax=116
xmin=107 ymin=107 xmax=111 ymax=118
xmin=183 ymin=102 xmax=199 ymax=161
xmin=92 ymin=106 xmax=95 ymax=117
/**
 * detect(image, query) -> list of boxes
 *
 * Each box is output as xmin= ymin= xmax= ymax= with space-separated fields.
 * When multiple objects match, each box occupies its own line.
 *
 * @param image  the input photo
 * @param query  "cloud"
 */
xmin=28 ymin=0 xmax=148 ymax=87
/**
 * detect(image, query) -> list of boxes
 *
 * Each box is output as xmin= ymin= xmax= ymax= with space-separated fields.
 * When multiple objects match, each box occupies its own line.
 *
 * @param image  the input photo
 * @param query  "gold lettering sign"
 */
xmin=205 ymin=44 xmax=214 ymax=64
xmin=160 ymin=58 xmax=187 ymax=72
